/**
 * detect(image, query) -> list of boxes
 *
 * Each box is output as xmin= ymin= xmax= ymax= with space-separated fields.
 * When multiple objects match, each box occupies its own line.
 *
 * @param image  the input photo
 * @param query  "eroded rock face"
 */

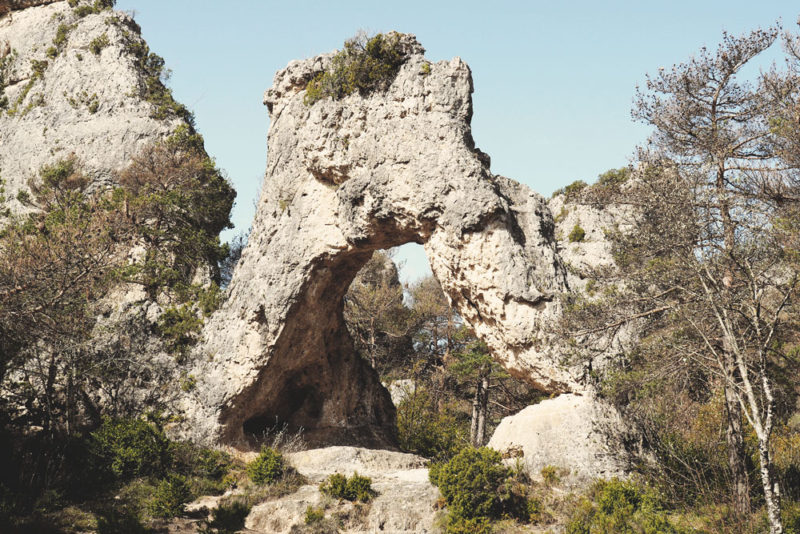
xmin=0 ymin=0 xmax=181 ymax=209
xmin=182 ymin=34 xmax=576 ymax=448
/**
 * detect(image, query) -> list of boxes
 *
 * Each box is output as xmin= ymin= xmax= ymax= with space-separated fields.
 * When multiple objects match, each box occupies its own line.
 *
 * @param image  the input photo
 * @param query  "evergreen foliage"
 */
xmin=319 ymin=472 xmax=375 ymax=502
xmin=304 ymin=32 xmax=409 ymax=105
xmin=429 ymin=447 xmax=532 ymax=530
xmin=246 ymin=447 xmax=284 ymax=486
xmin=566 ymin=478 xmax=684 ymax=534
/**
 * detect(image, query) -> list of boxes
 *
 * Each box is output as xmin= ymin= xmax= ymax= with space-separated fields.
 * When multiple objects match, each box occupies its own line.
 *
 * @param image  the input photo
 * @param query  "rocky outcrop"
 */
xmin=488 ymin=394 xmax=632 ymax=486
xmin=180 ymin=34 xmax=577 ymax=448
xmin=245 ymin=446 xmax=438 ymax=534
xmin=0 ymin=0 xmax=181 ymax=210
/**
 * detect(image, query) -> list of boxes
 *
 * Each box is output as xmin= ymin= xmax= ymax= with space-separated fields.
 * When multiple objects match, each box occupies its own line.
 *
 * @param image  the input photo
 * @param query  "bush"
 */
xmin=147 ymin=474 xmax=191 ymax=518
xmin=304 ymin=505 xmax=325 ymax=524
xmin=568 ymin=223 xmax=586 ymax=243
xmin=304 ymin=32 xmax=409 ymax=105
xmin=597 ymin=167 xmax=630 ymax=188
xmin=246 ymin=447 xmax=284 ymax=485
xmin=89 ymin=33 xmax=110 ymax=55
xmin=156 ymin=304 xmax=203 ymax=358
xmin=396 ymin=388 xmax=467 ymax=461
xmin=169 ymin=441 xmax=231 ymax=481
xmin=565 ymin=478 xmax=685 ymax=534
xmin=89 ymin=417 xmax=170 ymax=480
xmin=198 ymin=497 xmax=251 ymax=534
xmin=541 ymin=465 xmax=560 ymax=486
xmin=429 ymin=447 xmax=523 ymax=522
xmin=552 ymin=179 xmax=588 ymax=198
xmin=319 ymin=472 xmax=375 ymax=502
xmin=445 ymin=516 xmax=492 ymax=534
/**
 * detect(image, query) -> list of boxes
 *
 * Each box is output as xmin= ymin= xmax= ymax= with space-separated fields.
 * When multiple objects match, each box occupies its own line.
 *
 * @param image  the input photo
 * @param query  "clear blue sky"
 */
xmin=115 ymin=0 xmax=800 ymax=282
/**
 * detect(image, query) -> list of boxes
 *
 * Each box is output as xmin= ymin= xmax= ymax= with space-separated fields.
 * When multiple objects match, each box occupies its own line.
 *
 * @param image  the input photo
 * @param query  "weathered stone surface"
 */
xmin=0 ymin=0 xmax=180 ymax=210
xmin=245 ymin=446 xmax=438 ymax=534
xmin=180 ymin=34 xmax=576 ymax=448
xmin=488 ymin=393 xmax=631 ymax=486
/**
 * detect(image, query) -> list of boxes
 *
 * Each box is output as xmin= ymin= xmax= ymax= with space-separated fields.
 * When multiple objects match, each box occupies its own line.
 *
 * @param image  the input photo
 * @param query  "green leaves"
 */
xmin=245 ymin=447 xmax=284 ymax=486
xmin=319 ymin=472 xmax=375 ymax=502
xmin=304 ymin=32 xmax=409 ymax=106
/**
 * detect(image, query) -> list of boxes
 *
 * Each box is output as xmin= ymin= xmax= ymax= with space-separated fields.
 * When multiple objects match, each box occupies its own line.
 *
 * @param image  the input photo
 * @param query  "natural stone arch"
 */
xmin=180 ymin=35 xmax=578 ymax=448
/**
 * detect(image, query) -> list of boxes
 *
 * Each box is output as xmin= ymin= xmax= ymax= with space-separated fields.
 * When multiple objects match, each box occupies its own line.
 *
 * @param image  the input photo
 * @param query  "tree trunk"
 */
xmin=476 ymin=376 xmax=489 ymax=447
xmin=470 ymin=388 xmax=479 ymax=447
xmin=724 ymin=379 xmax=751 ymax=515
xmin=758 ymin=439 xmax=784 ymax=534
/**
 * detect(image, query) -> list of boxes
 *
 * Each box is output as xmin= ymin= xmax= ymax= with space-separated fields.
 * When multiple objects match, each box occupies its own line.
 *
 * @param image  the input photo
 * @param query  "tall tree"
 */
xmin=610 ymin=25 xmax=795 ymax=532
xmin=562 ymin=26 xmax=800 ymax=533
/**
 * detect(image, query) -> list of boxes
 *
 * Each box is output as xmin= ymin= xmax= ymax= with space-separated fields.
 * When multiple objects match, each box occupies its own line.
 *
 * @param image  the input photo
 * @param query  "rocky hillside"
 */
xmin=0 ymin=0 xmax=185 ymax=209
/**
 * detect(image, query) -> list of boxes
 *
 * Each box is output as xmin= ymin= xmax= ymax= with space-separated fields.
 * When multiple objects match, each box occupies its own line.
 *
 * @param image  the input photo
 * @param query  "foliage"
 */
xmin=565 ymin=478 xmax=685 ymax=534
xmin=429 ymin=447 xmax=529 ymax=523
xmin=168 ymin=441 xmax=231 ymax=481
xmin=344 ymin=250 xmax=413 ymax=374
xmin=6 ymin=60 xmax=47 ymax=116
xmin=552 ymin=179 xmax=588 ymax=199
xmin=396 ymin=387 xmax=468 ymax=461
xmin=304 ymin=32 xmax=409 ymax=105
xmin=198 ymin=497 xmax=251 ymax=534
xmin=541 ymin=465 xmax=560 ymax=486
xmin=246 ymin=447 xmax=284 ymax=485
xmin=89 ymin=33 xmax=110 ymax=55
xmin=146 ymin=473 xmax=191 ymax=518
xmin=567 ymin=223 xmax=585 ymax=243
xmin=156 ymin=304 xmax=203 ymax=359
xmin=444 ymin=516 xmax=493 ymax=534
xmin=111 ymin=21 xmax=191 ymax=122
xmin=89 ymin=416 xmax=170 ymax=480
xmin=117 ymin=125 xmax=235 ymax=299
xmin=319 ymin=472 xmax=375 ymax=502
xmin=305 ymin=505 xmax=325 ymax=524
xmin=73 ymin=0 xmax=116 ymax=18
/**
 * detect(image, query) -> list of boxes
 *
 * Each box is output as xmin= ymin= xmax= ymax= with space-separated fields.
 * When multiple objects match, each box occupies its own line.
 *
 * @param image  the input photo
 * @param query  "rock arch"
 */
xmin=182 ymin=35 xmax=578 ymax=448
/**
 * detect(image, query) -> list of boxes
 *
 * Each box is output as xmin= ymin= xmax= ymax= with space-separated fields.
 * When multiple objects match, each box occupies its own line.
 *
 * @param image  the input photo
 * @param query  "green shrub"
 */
xmin=52 ymin=23 xmax=76 ymax=56
xmin=552 ymin=179 xmax=588 ymax=198
xmin=429 ymin=447 xmax=517 ymax=521
xmin=319 ymin=472 xmax=375 ymax=502
xmin=304 ymin=32 xmax=409 ymax=105
xmin=785 ymin=501 xmax=800 ymax=534
xmin=73 ymin=0 xmax=115 ymax=17
xmin=541 ymin=465 xmax=560 ymax=486
xmin=89 ymin=416 xmax=170 ymax=479
xmin=198 ymin=497 xmax=251 ymax=534
xmin=597 ymin=167 xmax=630 ymax=188
xmin=445 ymin=516 xmax=492 ymax=534
xmin=246 ymin=447 xmax=284 ymax=485
xmin=89 ymin=33 xmax=110 ymax=55
xmin=305 ymin=505 xmax=325 ymax=524
xmin=156 ymin=304 xmax=203 ymax=358
xmin=169 ymin=441 xmax=231 ymax=481
xmin=566 ymin=478 xmax=685 ymax=534
xmin=568 ymin=223 xmax=586 ymax=243
xmin=147 ymin=474 xmax=191 ymax=518
xmin=396 ymin=388 xmax=467 ymax=461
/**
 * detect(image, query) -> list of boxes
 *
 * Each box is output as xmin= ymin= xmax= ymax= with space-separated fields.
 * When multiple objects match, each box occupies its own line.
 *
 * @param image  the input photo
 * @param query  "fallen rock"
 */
xmin=488 ymin=394 xmax=631 ymax=487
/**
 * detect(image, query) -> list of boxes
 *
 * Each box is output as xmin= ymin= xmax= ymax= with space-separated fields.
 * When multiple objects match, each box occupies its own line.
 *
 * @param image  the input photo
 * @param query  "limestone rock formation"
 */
xmin=0 ymin=1 xmax=210 ymax=419
xmin=245 ymin=446 xmax=438 ymax=534
xmin=0 ymin=0 xmax=181 ymax=210
xmin=182 ymin=33 xmax=577 ymax=448
xmin=488 ymin=394 xmax=631 ymax=486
